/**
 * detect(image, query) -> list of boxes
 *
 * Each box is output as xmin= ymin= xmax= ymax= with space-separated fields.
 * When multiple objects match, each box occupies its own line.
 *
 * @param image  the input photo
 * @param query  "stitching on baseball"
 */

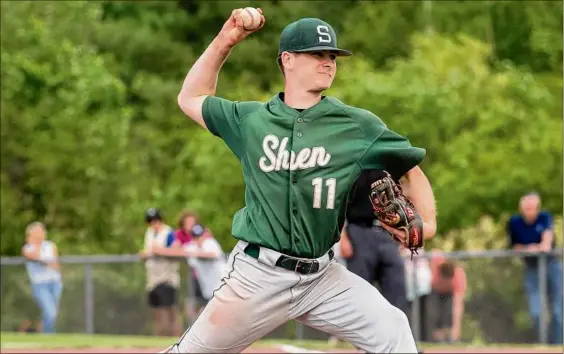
xmin=244 ymin=8 xmax=256 ymax=29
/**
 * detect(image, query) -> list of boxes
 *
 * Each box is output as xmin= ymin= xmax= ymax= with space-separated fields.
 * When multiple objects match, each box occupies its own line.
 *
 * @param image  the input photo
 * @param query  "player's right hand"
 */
xmin=218 ymin=8 xmax=265 ymax=47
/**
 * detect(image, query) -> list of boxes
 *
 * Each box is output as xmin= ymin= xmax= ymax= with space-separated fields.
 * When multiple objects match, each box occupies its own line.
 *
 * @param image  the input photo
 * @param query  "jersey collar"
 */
xmin=269 ymin=92 xmax=333 ymax=121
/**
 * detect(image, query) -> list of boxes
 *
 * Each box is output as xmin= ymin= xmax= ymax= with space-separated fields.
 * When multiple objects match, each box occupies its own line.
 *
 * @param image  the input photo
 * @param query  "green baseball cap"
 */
xmin=278 ymin=18 xmax=352 ymax=58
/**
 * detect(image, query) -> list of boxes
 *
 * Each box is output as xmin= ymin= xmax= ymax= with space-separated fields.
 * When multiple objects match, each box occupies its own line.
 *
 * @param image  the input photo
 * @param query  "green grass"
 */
xmin=1 ymin=332 xmax=562 ymax=351
xmin=0 ymin=332 xmax=348 ymax=350
xmin=1 ymin=332 xmax=175 ymax=348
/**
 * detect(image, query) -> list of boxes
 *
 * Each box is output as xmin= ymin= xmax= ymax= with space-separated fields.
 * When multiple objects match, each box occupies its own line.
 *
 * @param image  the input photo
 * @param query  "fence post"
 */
xmin=84 ymin=263 xmax=94 ymax=334
xmin=186 ymin=262 xmax=196 ymax=325
xmin=538 ymin=253 xmax=548 ymax=344
xmin=296 ymin=321 xmax=304 ymax=340
xmin=411 ymin=256 xmax=421 ymax=342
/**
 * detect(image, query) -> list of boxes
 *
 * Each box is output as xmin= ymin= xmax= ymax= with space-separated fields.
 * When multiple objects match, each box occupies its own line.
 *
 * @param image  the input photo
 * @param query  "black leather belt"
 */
xmin=243 ymin=243 xmax=334 ymax=275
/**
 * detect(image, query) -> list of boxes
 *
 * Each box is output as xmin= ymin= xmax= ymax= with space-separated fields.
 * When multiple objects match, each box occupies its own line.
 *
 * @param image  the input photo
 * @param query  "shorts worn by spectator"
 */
xmin=429 ymin=252 xmax=467 ymax=343
xmin=21 ymin=221 xmax=63 ymax=334
xmin=140 ymin=208 xmax=182 ymax=337
xmin=507 ymin=192 xmax=563 ymax=345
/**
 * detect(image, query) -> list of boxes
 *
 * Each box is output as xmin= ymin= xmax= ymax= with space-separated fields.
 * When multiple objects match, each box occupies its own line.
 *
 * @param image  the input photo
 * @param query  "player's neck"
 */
xmin=282 ymin=87 xmax=322 ymax=110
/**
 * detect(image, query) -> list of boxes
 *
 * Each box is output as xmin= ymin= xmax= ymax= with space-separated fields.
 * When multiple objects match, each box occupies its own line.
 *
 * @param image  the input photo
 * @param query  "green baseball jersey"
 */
xmin=203 ymin=93 xmax=425 ymax=258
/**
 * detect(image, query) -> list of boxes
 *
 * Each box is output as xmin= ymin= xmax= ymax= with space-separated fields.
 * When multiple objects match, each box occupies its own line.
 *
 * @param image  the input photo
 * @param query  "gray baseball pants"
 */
xmin=166 ymin=240 xmax=417 ymax=353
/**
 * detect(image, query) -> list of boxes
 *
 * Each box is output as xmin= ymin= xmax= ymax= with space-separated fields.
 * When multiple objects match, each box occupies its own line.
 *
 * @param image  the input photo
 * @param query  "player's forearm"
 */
xmin=178 ymin=35 xmax=234 ymax=100
xmin=400 ymin=166 xmax=437 ymax=238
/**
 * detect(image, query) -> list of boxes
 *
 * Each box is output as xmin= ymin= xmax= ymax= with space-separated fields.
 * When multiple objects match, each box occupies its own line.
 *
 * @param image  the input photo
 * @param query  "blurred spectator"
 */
xmin=402 ymin=247 xmax=433 ymax=342
xmin=174 ymin=211 xmax=215 ymax=321
xmin=139 ymin=208 xmax=182 ymax=337
xmin=175 ymin=210 xmax=196 ymax=246
xmin=507 ymin=192 xmax=563 ymax=344
xmin=21 ymin=221 xmax=63 ymax=334
xmin=340 ymin=170 xmax=408 ymax=314
xmin=165 ymin=214 xmax=226 ymax=317
xmin=429 ymin=252 xmax=467 ymax=343
xmin=184 ymin=225 xmax=226 ymax=312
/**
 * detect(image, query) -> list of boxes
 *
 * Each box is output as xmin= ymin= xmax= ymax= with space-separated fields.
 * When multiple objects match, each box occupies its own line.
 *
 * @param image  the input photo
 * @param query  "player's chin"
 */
xmin=314 ymin=78 xmax=334 ymax=91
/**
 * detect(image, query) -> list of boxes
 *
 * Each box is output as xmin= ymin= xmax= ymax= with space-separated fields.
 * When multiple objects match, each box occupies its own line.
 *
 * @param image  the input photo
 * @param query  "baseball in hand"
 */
xmin=240 ymin=7 xmax=261 ymax=30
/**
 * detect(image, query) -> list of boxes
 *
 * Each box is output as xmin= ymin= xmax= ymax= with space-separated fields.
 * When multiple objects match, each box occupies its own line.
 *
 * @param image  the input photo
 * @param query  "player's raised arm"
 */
xmin=177 ymin=8 xmax=265 ymax=129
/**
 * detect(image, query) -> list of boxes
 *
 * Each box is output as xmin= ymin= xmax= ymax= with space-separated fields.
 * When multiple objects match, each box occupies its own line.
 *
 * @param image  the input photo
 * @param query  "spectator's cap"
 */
xmin=145 ymin=208 xmax=162 ymax=223
xmin=277 ymin=18 xmax=352 ymax=58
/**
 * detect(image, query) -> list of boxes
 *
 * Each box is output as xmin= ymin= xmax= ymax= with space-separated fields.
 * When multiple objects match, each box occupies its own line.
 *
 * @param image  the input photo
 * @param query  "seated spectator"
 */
xmin=21 ymin=221 xmax=63 ymax=334
xmin=139 ymin=208 xmax=182 ymax=337
xmin=507 ymin=192 xmax=562 ymax=344
xmin=429 ymin=252 xmax=467 ymax=343
xmin=403 ymin=246 xmax=433 ymax=342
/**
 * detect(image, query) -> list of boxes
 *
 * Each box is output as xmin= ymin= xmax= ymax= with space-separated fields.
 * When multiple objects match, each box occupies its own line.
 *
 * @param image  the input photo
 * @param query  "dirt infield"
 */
xmin=2 ymin=346 xmax=563 ymax=354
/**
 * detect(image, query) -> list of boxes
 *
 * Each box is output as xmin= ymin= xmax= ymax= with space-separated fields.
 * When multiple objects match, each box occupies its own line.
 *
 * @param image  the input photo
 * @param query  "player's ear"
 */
xmin=281 ymin=52 xmax=294 ymax=71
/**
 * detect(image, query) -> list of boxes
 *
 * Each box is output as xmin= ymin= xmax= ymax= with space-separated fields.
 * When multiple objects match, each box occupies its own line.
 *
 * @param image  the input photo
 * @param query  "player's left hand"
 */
xmin=380 ymin=222 xmax=407 ymax=243
xmin=370 ymin=172 xmax=424 ymax=257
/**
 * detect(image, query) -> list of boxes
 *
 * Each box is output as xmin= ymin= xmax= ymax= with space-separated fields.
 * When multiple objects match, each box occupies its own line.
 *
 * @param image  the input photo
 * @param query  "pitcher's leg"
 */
xmin=168 ymin=251 xmax=294 ymax=353
xmin=296 ymin=262 xmax=418 ymax=353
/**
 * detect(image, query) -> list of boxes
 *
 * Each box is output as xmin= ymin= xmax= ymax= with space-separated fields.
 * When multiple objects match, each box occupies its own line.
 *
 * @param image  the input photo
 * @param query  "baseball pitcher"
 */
xmin=164 ymin=8 xmax=437 ymax=353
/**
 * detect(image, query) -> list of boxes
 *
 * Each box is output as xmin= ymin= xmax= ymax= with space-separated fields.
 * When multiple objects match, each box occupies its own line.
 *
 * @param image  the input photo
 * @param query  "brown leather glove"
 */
xmin=369 ymin=171 xmax=424 ymax=258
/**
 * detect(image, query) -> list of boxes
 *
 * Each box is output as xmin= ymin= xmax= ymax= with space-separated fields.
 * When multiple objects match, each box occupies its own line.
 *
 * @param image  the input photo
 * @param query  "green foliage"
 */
xmin=0 ymin=0 xmax=562 ymax=255
xmin=332 ymin=33 xmax=562 ymax=234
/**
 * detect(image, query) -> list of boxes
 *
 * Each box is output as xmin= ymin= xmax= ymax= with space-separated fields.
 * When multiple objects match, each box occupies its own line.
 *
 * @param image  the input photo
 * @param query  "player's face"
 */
xmin=289 ymin=51 xmax=337 ymax=92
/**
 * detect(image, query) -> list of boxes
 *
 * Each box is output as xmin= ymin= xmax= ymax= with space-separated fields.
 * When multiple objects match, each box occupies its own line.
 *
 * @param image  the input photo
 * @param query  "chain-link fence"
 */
xmin=1 ymin=249 xmax=562 ymax=344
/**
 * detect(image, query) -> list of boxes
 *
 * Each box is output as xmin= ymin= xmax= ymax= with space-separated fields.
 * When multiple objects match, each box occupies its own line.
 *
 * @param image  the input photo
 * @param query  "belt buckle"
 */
xmin=295 ymin=260 xmax=319 ymax=274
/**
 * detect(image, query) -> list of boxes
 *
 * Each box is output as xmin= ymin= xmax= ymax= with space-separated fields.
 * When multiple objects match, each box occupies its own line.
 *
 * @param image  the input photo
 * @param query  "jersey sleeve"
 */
xmin=360 ymin=129 xmax=426 ymax=180
xmin=202 ymin=96 xmax=262 ymax=159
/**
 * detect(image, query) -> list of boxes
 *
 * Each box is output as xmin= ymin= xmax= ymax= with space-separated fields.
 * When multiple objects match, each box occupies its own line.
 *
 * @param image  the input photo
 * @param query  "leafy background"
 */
xmin=0 ymin=0 xmax=562 ymax=341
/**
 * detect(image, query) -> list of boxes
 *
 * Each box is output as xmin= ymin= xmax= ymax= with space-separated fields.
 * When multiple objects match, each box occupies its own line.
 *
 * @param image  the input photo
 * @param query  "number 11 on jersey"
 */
xmin=312 ymin=177 xmax=336 ymax=210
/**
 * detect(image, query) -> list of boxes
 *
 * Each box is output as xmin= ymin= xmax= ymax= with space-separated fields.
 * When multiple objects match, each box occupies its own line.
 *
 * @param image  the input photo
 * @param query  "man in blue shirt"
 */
xmin=507 ymin=192 xmax=562 ymax=344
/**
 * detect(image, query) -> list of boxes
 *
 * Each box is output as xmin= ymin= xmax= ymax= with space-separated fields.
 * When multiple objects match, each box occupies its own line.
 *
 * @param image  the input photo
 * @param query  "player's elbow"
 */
xmin=424 ymin=220 xmax=437 ymax=240
xmin=177 ymin=94 xmax=208 ymax=129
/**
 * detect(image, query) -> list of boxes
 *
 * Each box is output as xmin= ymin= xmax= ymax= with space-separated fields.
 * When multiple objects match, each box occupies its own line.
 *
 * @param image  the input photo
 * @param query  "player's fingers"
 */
xmin=381 ymin=223 xmax=405 ymax=241
xmin=257 ymin=15 xmax=266 ymax=29
xmin=232 ymin=8 xmax=244 ymax=27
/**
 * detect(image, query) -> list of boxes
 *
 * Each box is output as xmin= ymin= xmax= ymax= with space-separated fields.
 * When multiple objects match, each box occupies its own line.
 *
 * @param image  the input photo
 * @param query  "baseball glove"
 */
xmin=369 ymin=172 xmax=423 ymax=258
